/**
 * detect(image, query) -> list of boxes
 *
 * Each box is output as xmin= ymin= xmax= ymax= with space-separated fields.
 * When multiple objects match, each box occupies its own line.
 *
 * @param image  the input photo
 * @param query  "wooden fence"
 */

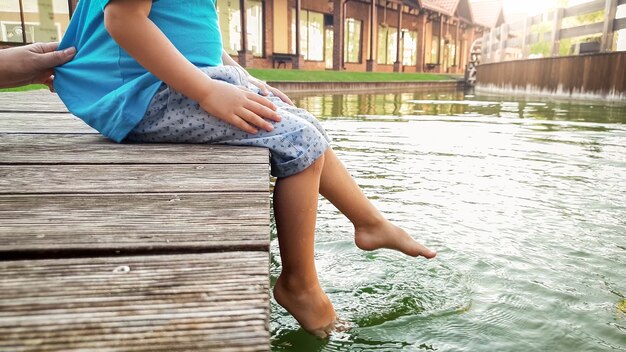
xmin=481 ymin=0 xmax=626 ymax=63
xmin=475 ymin=51 xmax=626 ymax=100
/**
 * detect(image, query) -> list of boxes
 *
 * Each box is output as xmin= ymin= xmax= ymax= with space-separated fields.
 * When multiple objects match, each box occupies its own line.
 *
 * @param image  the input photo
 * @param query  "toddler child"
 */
xmin=54 ymin=0 xmax=436 ymax=338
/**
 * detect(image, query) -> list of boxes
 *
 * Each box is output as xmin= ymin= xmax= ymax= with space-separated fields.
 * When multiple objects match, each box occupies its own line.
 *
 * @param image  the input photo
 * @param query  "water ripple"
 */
xmin=271 ymin=92 xmax=626 ymax=351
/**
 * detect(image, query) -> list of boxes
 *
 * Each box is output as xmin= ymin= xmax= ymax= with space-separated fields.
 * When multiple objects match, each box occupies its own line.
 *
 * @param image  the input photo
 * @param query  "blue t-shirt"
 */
xmin=54 ymin=0 xmax=223 ymax=142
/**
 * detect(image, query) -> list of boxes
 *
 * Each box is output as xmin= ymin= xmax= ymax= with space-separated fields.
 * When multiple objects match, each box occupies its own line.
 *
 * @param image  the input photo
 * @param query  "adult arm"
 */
xmin=0 ymin=42 xmax=75 ymax=89
xmin=221 ymin=50 xmax=294 ymax=106
xmin=104 ymin=0 xmax=279 ymax=134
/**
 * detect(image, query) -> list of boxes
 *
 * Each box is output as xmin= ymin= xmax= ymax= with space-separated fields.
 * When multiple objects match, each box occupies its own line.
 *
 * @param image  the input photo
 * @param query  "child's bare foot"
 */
xmin=273 ymin=274 xmax=338 ymax=338
xmin=354 ymin=219 xmax=437 ymax=258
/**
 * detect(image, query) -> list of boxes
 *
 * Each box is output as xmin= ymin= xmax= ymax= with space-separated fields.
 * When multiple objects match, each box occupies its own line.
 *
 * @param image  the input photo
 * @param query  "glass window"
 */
xmin=325 ymin=27 xmax=333 ymax=69
xmin=344 ymin=18 xmax=361 ymax=63
xmin=377 ymin=25 xmax=397 ymax=64
xmin=306 ymin=11 xmax=323 ymax=61
xmin=402 ymin=30 xmax=417 ymax=66
xmin=217 ymin=0 xmax=241 ymax=55
xmin=1 ymin=0 xmax=69 ymax=44
xmin=246 ymin=0 xmax=263 ymax=57
xmin=217 ymin=0 xmax=263 ymax=57
xmin=448 ymin=43 xmax=456 ymax=67
xmin=291 ymin=9 xmax=324 ymax=61
xmin=430 ymin=35 xmax=439 ymax=63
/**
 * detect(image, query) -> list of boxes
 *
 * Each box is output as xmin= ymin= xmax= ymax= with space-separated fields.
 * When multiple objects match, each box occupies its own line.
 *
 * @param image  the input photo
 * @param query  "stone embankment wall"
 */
xmin=269 ymin=81 xmax=464 ymax=94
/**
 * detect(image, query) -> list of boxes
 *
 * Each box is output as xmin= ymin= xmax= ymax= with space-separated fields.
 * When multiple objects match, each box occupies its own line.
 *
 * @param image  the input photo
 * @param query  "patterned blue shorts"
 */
xmin=125 ymin=66 xmax=331 ymax=178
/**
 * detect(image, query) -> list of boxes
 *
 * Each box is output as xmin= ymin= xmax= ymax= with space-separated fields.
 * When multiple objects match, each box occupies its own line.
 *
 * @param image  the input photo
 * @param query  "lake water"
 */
xmin=269 ymin=90 xmax=626 ymax=351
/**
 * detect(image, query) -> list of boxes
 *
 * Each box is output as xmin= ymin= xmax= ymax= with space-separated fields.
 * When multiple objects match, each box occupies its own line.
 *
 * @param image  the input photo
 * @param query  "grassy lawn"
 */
xmin=0 ymin=70 xmax=457 ymax=92
xmin=0 ymin=84 xmax=48 ymax=92
xmin=248 ymin=68 xmax=454 ymax=82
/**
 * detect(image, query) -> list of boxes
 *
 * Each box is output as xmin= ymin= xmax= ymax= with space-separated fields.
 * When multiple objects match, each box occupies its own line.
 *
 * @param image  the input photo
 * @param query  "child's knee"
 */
xmin=309 ymin=153 xmax=325 ymax=174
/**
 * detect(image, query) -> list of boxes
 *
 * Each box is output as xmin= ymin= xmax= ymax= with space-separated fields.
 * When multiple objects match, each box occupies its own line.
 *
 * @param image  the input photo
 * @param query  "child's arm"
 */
xmin=104 ymin=0 xmax=279 ymax=134
xmin=221 ymin=50 xmax=294 ymax=106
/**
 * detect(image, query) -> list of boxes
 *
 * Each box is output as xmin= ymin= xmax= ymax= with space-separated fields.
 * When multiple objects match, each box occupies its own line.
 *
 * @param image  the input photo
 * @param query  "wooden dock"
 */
xmin=0 ymin=91 xmax=271 ymax=351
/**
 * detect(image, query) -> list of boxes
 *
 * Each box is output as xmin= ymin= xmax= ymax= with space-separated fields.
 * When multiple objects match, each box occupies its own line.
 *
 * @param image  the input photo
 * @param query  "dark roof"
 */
xmin=456 ymin=0 xmax=473 ymax=22
xmin=403 ymin=0 xmax=421 ymax=8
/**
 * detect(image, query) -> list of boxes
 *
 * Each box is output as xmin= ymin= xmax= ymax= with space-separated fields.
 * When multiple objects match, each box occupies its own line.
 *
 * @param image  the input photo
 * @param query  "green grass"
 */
xmin=0 ymin=84 xmax=48 ymax=92
xmin=247 ymin=69 xmax=454 ymax=82
xmin=0 ymin=70 xmax=455 ymax=92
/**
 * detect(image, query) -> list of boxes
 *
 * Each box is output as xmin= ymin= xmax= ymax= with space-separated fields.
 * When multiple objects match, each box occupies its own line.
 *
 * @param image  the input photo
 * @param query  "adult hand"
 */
xmin=199 ymin=79 xmax=282 ymax=134
xmin=247 ymin=75 xmax=295 ymax=106
xmin=0 ymin=42 xmax=76 ymax=89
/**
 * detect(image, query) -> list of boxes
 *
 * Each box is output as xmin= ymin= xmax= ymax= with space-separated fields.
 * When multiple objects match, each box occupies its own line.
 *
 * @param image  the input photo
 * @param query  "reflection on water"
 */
xmin=291 ymin=91 xmax=626 ymax=124
xmin=271 ymin=90 xmax=626 ymax=352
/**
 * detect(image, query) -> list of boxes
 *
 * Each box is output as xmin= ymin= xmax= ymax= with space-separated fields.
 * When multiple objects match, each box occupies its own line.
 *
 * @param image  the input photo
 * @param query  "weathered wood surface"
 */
xmin=0 ymin=164 xmax=268 ymax=193
xmin=0 ymin=91 xmax=68 ymax=112
xmin=0 ymin=112 xmax=96 ymax=133
xmin=476 ymin=51 xmax=626 ymax=99
xmin=0 ymin=134 xmax=269 ymax=164
xmin=0 ymin=193 xmax=268 ymax=257
xmin=0 ymin=252 xmax=270 ymax=352
xmin=0 ymin=91 xmax=271 ymax=351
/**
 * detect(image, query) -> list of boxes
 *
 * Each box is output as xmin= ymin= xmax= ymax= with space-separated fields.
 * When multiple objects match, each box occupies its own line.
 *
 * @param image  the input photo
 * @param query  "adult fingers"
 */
xmin=237 ymin=108 xmax=274 ymax=132
xmin=36 ymin=46 xmax=76 ymax=68
xmin=43 ymin=75 xmax=55 ymax=92
xmin=31 ymin=68 xmax=54 ymax=85
xmin=34 ymin=42 xmax=60 ymax=53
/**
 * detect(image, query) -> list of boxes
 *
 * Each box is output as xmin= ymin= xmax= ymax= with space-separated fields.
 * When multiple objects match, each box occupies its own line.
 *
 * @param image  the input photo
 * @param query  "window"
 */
xmin=217 ymin=0 xmax=240 ymax=55
xmin=325 ymin=27 xmax=333 ymax=69
xmin=217 ymin=0 xmax=263 ymax=57
xmin=246 ymin=0 xmax=263 ymax=57
xmin=377 ymin=25 xmax=397 ymax=64
xmin=344 ymin=18 xmax=361 ymax=63
xmin=430 ymin=35 xmax=440 ymax=63
xmin=402 ymin=30 xmax=418 ymax=66
xmin=291 ymin=9 xmax=324 ymax=61
xmin=448 ymin=43 xmax=456 ymax=67
xmin=1 ymin=0 xmax=69 ymax=44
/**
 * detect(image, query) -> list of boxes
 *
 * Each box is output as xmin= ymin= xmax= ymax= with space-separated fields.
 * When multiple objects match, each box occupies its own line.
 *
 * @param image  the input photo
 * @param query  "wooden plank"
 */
xmin=563 ymin=0 xmax=605 ymax=18
xmin=560 ymin=21 xmax=604 ymax=40
xmin=0 ymin=164 xmax=268 ymax=194
xmin=0 ymin=112 xmax=96 ymax=134
xmin=0 ymin=92 xmax=68 ymax=113
xmin=0 ymin=134 xmax=269 ymax=164
xmin=0 ymin=252 xmax=270 ymax=352
xmin=477 ymin=52 xmax=626 ymax=98
xmin=601 ymin=0 xmax=619 ymax=51
xmin=0 ymin=193 xmax=269 ymax=256
xmin=615 ymin=17 xmax=626 ymax=31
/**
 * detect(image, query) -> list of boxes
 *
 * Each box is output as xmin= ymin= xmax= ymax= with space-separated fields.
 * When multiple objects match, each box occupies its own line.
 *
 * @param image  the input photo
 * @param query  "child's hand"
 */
xmin=199 ymin=80 xmax=281 ymax=134
xmin=247 ymin=76 xmax=295 ymax=106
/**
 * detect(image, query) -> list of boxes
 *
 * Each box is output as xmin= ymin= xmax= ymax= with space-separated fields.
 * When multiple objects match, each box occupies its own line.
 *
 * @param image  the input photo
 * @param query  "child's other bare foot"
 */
xmin=273 ymin=274 xmax=338 ymax=338
xmin=354 ymin=219 xmax=437 ymax=258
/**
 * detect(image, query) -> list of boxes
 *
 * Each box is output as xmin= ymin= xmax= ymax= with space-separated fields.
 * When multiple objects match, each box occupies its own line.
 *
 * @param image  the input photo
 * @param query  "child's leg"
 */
xmin=268 ymin=99 xmax=436 ymax=258
xmin=319 ymin=148 xmax=436 ymax=258
xmin=272 ymin=154 xmax=338 ymax=338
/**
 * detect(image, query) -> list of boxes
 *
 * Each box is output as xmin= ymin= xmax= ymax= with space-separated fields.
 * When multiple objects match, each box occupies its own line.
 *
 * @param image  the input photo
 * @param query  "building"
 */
xmin=0 ymin=1 xmax=72 ymax=45
xmin=1 ymin=0 xmax=493 ymax=74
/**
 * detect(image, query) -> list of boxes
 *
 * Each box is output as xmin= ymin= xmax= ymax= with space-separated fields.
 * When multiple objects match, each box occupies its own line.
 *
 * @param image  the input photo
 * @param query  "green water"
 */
xmin=269 ymin=90 xmax=626 ymax=351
